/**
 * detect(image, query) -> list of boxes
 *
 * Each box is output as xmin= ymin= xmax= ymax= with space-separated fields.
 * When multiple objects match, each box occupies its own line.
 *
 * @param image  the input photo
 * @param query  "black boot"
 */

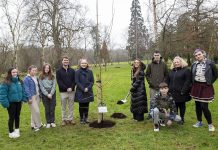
xmin=79 ymin=108 xmax=85 ymax=124
xmin=84 ymin=108 xmax=90 ymax=123
xmin=84 ymin=113 xmax=90 ymax=123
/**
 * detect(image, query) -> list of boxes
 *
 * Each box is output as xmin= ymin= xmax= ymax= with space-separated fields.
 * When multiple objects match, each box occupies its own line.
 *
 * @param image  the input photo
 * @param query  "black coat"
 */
xmin=130 ymin=64 xmax=148 ymax=114
xmin=75 ymin=68 xmax=94 ymax=103
xmin=56 ymin=67 xmax=75 ymax=92
xmin=168 ymin=67 xmax=192 ymax=103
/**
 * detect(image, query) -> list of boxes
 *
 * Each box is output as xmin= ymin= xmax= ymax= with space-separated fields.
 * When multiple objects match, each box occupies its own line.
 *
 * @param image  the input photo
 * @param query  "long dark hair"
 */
xmin=132 ymin=58 xmax=142 ymax=79
xmin=4 ymin=67 xmax=22 ymax=84
xmin=39 ymin=63 xmax=54 ymax=80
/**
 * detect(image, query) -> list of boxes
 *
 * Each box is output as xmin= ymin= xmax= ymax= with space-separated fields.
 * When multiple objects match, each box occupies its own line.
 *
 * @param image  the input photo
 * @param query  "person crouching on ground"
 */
xmin=0 ymin=68 xmax=27 ymax=138
xmin=150 ymin=82 xmax=181 ymax=132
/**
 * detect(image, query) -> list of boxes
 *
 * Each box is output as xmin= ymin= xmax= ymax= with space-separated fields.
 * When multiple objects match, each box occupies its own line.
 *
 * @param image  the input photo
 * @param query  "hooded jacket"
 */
xmin=145 ymin=58 xmax=168 ymax=90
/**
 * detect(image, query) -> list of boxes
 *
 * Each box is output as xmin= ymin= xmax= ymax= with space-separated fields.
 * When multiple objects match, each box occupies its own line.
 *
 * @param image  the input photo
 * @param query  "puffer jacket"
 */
xmin=0 ymin=77 xmax=27 ymax=108
xmin=130 ymin=63 xmax=148 ymax=114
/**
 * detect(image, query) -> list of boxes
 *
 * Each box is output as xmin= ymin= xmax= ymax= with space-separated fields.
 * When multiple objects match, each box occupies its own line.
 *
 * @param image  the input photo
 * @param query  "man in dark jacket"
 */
xmin=145 ymin=51 xmax=168 ymax=119
xmin=56 ymin=56 xmax=76 ymax=126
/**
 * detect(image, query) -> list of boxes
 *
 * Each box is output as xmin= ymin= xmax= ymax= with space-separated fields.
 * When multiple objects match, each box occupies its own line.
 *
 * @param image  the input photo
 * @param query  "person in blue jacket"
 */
xmin=75 ymin=59 xmax=94 ymax=124
xmin=0 ymin=68 xmax=27 ymax=138
xmin=23 ymin=65 xmax=43 ymax=131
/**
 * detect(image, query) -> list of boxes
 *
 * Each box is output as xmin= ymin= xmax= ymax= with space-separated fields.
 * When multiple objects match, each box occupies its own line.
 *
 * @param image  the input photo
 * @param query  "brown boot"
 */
xmin=61 ymin=120 xmax=67 ymax=127
xmin=69 ymin=120 xmax=76 ymax=125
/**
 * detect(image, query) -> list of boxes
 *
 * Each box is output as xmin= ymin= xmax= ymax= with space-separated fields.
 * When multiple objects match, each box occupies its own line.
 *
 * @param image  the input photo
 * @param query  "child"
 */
xmin=150 ymin=82 xmax=181 ymax=132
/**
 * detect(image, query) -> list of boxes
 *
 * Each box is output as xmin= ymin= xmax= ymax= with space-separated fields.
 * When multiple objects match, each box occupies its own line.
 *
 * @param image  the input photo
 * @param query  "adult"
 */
xmin=75 ymin=59 xmax=94 ymax=124
xmin=130 ymin=59 xmax=148 ymax=121
xmin=23 ymin=65 xmax=43 ymax=131
xmin=39 ymin=63 xmax=56 ymax=128
xmin=168 ymin=56 xmax=191 ymax=124
xmin=56 ymin=56 xmax=76 ymax=126
xmin=191 ymin=49 xmax=217 ymax=132
xmin=0 ymin=68 xmax=27 ymax=138
xmin=145 ymin=50 xmax=168 ymax=119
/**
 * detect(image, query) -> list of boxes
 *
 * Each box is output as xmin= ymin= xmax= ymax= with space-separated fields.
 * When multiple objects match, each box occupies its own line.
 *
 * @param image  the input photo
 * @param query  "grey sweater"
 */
xmin=39 ymin=76 xmax=56 ymax=96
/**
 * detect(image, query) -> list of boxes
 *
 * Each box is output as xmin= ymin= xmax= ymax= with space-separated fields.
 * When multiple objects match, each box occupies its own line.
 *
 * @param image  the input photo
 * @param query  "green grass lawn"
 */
xmin=0 ymin=62 xmax=218 ymax=150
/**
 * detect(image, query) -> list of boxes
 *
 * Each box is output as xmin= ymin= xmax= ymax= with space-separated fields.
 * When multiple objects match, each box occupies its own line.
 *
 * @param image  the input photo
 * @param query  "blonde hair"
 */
xmin=78 ymin=58 xmax=89 ymax=69
xmin=170 ymin=56 xmax=188 ymax=69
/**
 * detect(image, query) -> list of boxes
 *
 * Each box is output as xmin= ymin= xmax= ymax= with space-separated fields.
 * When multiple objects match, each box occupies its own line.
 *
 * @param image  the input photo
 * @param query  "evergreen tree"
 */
xmin=127 ymin=0 xmax=149 ymax=60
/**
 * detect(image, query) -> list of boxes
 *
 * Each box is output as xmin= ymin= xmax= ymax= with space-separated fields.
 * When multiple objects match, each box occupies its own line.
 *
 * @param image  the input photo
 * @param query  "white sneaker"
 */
xmin=208 ymin=124 xmax=215 ymax=132
xmin=46 ymin=124 xmax=51 ymax=128
xmin=34 ymin=128 xmax=40 ymax=132
xmin=154 ymin=124 xmax=159 ymax=132
xmin=14 ymin=129 xmax=20 ymax=137
xmin=51 ymin=123 xmax=56 ymax=128
xmin=9 ymin=132 xmax=19 ymax=138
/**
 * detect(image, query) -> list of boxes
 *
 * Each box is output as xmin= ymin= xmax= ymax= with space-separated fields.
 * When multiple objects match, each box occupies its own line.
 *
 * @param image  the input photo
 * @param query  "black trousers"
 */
xmin=175 ymin=102 xmax=186 ymax=121
xmin=195 ymin=101 xmax=212 ymax=124
xmin=42 ymin=94 xmax=56 ymax=124
xmin=7 ymin=102 xmax=22 ymax=133
xmin=133 ymin=113 xmax=144 ymax=121
xmin=79 ymin=102 xmax=90 ymax=120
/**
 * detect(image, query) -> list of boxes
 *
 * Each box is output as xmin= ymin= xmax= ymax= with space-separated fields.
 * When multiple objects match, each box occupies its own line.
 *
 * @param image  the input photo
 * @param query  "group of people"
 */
xmin=0 ymin=48 xmax=217 ymax=138
xmin=0 ymin=57 xmax=94 ymax=138
xmin=130 ymin=49 xmax=217 ymax=132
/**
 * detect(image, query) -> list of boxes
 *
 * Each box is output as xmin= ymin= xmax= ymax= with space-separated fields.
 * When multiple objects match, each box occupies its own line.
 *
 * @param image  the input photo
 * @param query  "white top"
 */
xmin=194 ymin=62 xmax=206 ymax=82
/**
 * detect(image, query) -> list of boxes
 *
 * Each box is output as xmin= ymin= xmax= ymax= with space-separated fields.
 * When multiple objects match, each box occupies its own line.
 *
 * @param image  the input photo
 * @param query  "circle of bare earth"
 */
xmin=89 ymin=120 xmax=116 ymax=128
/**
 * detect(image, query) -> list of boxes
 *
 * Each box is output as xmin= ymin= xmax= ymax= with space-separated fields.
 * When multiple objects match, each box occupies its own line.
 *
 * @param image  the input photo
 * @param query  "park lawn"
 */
xmin=0 ymin=62 xmax=218 ymax=150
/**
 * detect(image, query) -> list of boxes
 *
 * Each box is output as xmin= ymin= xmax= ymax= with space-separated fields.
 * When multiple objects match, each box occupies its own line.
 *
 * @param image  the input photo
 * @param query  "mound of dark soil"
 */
xmin=111 ymin=113 xmax=127 ymax=119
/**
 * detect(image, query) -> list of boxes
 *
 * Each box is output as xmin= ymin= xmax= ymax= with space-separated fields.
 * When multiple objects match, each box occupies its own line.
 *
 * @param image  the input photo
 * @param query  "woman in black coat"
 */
xmin=130 ymin=59 xmax=148 ymax=121
xmin=75 ymin=59 xmax=94 ymax=124
xmin=168 ymin=56 xmax=191 ymax=124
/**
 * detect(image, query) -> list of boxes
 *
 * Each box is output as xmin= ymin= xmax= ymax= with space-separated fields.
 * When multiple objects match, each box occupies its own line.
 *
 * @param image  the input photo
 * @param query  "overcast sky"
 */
xmin=80 ymin=0 xmax=149 ymax=48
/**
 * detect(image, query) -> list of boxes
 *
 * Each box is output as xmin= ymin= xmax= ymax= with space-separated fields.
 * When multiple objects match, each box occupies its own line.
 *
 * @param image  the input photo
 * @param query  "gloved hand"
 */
xmin=130 ymin=87 xmax=135 ymax=92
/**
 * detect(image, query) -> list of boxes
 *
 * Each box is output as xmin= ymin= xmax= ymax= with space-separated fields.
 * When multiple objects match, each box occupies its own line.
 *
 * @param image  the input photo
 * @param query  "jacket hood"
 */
xmin=152 ymin=57 xmax=163 ymax=64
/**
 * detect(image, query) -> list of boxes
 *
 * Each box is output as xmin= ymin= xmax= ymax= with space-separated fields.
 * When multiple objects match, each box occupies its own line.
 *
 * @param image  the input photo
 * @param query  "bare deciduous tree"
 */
xmin=0 ymin=0 xmax=26 ymax=68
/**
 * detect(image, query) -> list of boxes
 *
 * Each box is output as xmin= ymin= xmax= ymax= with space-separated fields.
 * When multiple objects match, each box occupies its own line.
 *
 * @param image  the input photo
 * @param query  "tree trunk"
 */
xmin=96 ymin=74 xmax=103 ymax=123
